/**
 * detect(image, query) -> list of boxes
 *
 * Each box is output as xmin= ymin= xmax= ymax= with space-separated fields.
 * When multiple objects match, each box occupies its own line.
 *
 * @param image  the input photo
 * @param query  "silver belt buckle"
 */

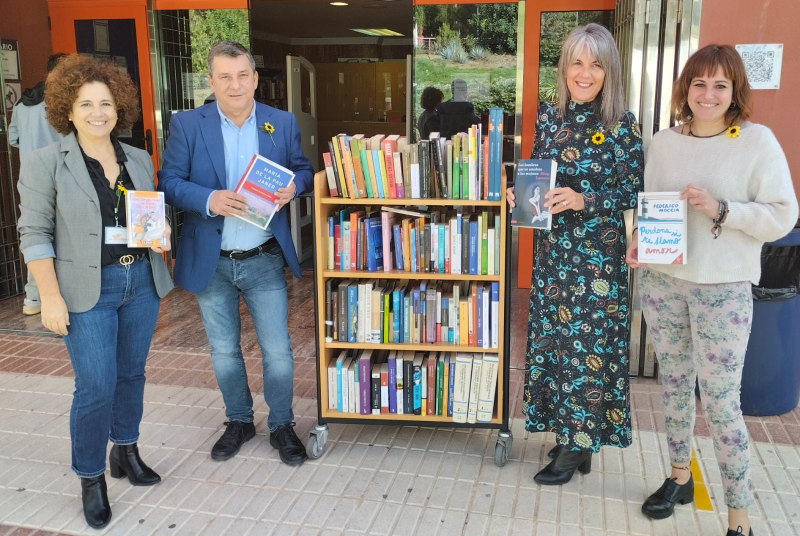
xmin=119 ymin=255 xmax=135 ymax=266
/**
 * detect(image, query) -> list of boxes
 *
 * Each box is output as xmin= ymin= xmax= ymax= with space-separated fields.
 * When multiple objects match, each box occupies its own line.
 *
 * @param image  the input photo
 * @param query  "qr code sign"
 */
xmin=735 ymin=44 xmax=783 ymax=89
xmin=741 ymin=50 xmax=775 ymax=84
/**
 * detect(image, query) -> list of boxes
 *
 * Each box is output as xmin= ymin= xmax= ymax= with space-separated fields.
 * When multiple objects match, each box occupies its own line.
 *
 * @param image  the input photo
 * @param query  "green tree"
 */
xmin=467 ymin=4 xmax=518 ymax=55
xmin=539 ymin=11 xmax=612 ymax=67
xmin=189 ymin=9 xmax=250 ymax=74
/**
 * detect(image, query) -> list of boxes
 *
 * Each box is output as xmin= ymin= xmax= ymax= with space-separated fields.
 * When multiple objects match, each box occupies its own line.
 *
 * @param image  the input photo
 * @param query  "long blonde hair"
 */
xmin=556 ymin=23 xmax=625 ymax=130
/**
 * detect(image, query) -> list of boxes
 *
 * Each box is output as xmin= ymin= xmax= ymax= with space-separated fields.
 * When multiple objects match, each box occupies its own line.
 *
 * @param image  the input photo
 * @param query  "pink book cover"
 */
xmin=383 ymin=135 xmax=399 ymax=199
xmin=381 ymin=211 xmax=395 ymax=272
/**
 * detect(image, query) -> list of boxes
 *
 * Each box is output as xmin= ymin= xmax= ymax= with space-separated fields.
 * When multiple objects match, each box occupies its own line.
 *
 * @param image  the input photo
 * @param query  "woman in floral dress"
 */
xmin=507 ymin=23 xmax=643 ymax=485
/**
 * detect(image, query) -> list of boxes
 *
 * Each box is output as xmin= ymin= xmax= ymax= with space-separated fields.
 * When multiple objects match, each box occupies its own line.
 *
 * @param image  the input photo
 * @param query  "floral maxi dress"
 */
xmin=522 ymin=101 xmax=644 ymax=452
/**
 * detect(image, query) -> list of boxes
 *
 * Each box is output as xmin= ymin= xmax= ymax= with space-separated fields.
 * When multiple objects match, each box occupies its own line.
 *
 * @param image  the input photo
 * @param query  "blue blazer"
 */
xmin=158 ymin=102 xmax=313 ymax=293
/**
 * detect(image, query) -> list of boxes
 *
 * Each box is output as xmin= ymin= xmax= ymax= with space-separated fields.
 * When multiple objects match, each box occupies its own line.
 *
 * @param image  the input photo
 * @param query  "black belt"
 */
xmin=117 ymin=254 xmax=146 ymax=266
xmin=220 ymin=238 xmax=278 ymax=260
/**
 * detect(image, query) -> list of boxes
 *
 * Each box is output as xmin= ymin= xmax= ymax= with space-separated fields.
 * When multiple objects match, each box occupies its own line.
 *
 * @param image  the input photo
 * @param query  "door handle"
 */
xmin=145 ymin=129 xmax=153 ymax=155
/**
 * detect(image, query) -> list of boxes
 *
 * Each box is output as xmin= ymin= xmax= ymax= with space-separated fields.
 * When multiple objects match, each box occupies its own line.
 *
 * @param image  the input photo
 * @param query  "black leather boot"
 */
xmin=534 ymin=449 xmax=592 ymax=485
xmin=641 ymin=476 xmax=694 ymax=519
xmin=109 ymin=443 xmax=161 ymax=486
xmin=547 ymin=445 xmax=562 ymax=459
xmin=81 ymin=475 xmax=111 ymax=529
xmin=726 ymin=527 xmax=753 ymax=536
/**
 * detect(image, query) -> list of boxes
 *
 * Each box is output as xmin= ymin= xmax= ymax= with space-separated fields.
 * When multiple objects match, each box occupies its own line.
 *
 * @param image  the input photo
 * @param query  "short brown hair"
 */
xmin=672 ymin=44 xmax=752 ymax=125
xmin=45 ymin=54 xmax=140 ymax=135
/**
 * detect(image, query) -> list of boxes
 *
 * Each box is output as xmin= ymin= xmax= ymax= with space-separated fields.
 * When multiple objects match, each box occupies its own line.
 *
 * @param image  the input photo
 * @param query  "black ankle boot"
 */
xmin=81 ymin=475 xmax=111 ymax=529
xmin=641 ymin=476 xmax=694 ymax=519
xmin=547 ymin=445 xmax=562 ymax=459
xmin=726 ymin=527 xmax=753 ymax=536
xmin=534 ymin=449 xmax=592 ymax=485
xmin=109 ymin=443 xmax=161 ymax=486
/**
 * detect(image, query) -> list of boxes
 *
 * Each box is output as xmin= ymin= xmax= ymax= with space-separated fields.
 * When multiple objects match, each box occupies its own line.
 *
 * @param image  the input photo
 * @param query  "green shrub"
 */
xmin=469 ymin=46 xmax=489 ymax=60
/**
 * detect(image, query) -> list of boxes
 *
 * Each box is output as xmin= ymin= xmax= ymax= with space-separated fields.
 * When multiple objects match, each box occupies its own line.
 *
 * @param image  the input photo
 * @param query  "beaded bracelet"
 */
xmin=711 ymin=200 xmax=729 ymax=239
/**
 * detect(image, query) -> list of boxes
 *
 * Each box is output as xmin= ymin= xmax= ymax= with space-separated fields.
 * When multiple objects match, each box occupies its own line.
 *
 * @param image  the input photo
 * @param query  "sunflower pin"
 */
xmin=591 ymin=132 xmax=605 ymax=145
xmin=260 ymin=122 xmax=276 ymax=145
xmin=726 ymin=125 xmax=740 ymax=139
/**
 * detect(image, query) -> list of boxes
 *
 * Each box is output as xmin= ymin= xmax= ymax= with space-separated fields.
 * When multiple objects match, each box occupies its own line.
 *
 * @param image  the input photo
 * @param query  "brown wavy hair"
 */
xmin=672 ymin=44 xmax=752 ymax=126
xmin=45 ymin=54 xmax=140 ymax=135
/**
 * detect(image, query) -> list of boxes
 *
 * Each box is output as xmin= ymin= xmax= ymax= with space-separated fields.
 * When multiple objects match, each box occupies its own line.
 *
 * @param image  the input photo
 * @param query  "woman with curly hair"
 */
xmin=17 ymin=54 xmax=174 ymax=529
xmin=507 ymin=23 xmax=643 ymax=485
xmin=418 ymin=85 xmax=443 ymax=140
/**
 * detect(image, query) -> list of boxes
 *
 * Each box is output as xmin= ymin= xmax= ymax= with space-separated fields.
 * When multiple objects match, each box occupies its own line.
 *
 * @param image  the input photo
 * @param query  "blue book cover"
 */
xmin=410 ymin=227 xmax=417 ymax=273
xmin=469 ymin=220 xmax=478 ymax=275
xmin=447 ymin=359 xmax=455 ymax=417
xmin=438 ymin=224 xmax=446 ymax=274
xmin=234 ymin=154 xmax=295 ymax=230
xmin=412 ymin=364 xmax=422 ymax=413
xmin=392 ymin=288 xmax=400 ymax=343
xmin=366 ymin=217 xmax=383 ymax=272
xmin=477 ymin=286 xmax=484 ymax=348
xmin=339 ymin=208 xmax=352 ymax=270
xmin=347 ymin=283 xmax=358 ymax=343
xmin=388 ymin=354 xmax=397 ymax=413
xmin=371 ymin=150 xmax=385 ymax=199
xmin=489 ymin=107 xmax=504 ymax=201
xmin=403 ymin=294 xmax=411 ymax=343
xmin=392 ymin=224 xmax=404 ymax=271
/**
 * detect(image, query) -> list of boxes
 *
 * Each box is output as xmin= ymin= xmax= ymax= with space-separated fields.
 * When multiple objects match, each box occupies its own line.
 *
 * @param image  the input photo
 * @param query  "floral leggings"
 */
xmin=639 ymin=268 xmax=754 ymax=509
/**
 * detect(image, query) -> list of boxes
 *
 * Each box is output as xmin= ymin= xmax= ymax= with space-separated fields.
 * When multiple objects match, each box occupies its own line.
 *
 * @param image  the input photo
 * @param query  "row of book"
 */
xmin=324 ymin=279 xmax=500 ymax=348
xmin=322 ymin=108 xmax=505 ymax=202
xmin=327 ymin=206 xmax=501 ymax=276
xmin=327 ymin=349 xmax=499 ymax=424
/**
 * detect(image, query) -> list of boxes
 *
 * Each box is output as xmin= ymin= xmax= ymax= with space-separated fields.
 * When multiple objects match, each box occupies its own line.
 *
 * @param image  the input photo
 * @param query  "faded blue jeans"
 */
xmin=195 ymin=244 xmax=295 ymax=431
xmin=63 ymin=258 xmax=160 ymax=477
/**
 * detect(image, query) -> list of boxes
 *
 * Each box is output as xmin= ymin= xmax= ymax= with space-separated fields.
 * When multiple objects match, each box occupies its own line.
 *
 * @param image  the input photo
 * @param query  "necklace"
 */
xmin=688 ymin=124 xmax=728 ymax=138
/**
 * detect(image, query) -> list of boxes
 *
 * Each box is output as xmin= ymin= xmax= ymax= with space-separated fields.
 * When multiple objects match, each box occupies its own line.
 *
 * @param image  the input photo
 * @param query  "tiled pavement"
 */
xmin=1 ymin=284 xmax=799 ymax=535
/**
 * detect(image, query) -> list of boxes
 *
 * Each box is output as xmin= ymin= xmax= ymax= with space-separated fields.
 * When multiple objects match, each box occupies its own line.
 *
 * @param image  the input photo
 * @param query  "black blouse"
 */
xmin=81 ymin=139 xmax=142 ymax=267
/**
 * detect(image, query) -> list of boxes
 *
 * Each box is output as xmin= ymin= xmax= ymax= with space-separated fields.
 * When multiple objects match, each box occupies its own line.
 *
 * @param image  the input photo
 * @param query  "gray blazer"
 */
xmin=18 ymin=132 xmax=174 ymax=313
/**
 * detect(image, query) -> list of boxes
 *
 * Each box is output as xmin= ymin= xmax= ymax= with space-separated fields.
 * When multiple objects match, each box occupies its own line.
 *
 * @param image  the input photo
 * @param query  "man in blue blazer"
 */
xmin=158 ymin=41 xmax=312 ymax=466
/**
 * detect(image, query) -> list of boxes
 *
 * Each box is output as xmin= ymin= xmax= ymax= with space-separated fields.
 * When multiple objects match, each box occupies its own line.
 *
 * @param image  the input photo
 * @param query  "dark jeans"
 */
xmin=63 ymin=258 xmax=160 ymax=477
xmin=195 ymin=244 xmax=295 ymax=431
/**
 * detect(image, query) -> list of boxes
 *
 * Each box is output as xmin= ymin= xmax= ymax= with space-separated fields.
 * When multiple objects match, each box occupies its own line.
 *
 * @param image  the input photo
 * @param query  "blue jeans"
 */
xmin=63 ymin=258 xmax=160 ymax=477
xmin=195 ymin=245 xmax=294 ymax=431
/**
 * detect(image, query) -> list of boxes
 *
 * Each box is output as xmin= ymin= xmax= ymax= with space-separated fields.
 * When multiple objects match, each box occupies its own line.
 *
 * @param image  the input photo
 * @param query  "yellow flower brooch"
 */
xmin=591 ymin=132 xmax=605 ymax=145
xmin=726 ymin=125 xmax=740 ymax=139
xmin=260 ymin=122 xmax=276 ymax=145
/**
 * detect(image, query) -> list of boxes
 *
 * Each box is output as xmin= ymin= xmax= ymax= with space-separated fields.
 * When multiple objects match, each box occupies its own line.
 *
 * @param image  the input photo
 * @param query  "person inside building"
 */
xmin=507 ymin=23 xmax=643 ymax=485
xmin=158 ymin=41 xmax=313 ymax=467
xmin=17 ymin=54 xmax=174 ymax=529
xmin=627 ymin=44 xmax=798 ymax=536
xmin=437 ymin=78 xmax=480 ymax=139
xmin=417 ymin=85 xmax=443 ymax=140
xmin=8 ymin=52 xmax=66 ymax=316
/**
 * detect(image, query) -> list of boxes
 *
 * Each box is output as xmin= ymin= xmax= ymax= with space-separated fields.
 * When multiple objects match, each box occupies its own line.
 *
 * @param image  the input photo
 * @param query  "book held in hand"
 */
xmin=126 ymin=190 xmax=167 ymax=247
xmin=233 ymin=154 xmax=296 ymax=230
xmin=637 ymin=192 xmax=687 ymax=265
xmin=510 ymin=159 xmax=557 ymax=230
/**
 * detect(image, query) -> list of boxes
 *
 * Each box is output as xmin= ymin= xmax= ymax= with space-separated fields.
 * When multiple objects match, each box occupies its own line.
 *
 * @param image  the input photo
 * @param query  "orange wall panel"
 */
xmin=0 ymin=0 xmax=53 ymax=92
xmin=700 ymin=0 xmax=800 ymax=202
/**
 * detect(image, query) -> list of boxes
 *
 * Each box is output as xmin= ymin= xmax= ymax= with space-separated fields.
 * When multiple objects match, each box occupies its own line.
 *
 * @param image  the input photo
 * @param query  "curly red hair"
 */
xmin=45 ymin=54 xmax=140 ymax=135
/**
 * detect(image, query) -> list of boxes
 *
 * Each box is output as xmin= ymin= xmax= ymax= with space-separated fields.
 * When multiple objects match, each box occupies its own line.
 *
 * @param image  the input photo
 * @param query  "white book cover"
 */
xmin=432 ymin=223 xmax=438 ymax=271
xmin=466 ymin=354 xmax=483 ymax=424
xmin=637 ymin=192 xmax=688 ymax=265
xmin=348 ymin=360 xmax=356 ymax=414
xmin=364 ymin=280 xmax=375 ymax=343
xmin=357 ymin=283 xmax=366 ymax=343
xmin=476 ymin=353 xmax=500 ymax=423
xmin=452 ymin=353 xmax=473 ymax=423
xmin=327 ymin=363 xmax=337 ymax=410
xmin=342 ymin=357 xmax=352 ymax=413
xmin=410 ymin=162 xmax=420 ymax=199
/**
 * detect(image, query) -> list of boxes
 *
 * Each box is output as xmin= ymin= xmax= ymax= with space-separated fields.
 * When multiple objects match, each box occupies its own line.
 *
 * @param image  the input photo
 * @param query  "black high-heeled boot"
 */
xmin=547 ymin=445 xmax=562 ymax=459
xmin=534 ymin=449 xmax=592 ymax=485
xmin=81 ymin=475 xmax=111 ymax=529
xmin=641 ymin=475 xmax=694 ymax=519
xmin=109 ymin=443 xmax=161 ymax=486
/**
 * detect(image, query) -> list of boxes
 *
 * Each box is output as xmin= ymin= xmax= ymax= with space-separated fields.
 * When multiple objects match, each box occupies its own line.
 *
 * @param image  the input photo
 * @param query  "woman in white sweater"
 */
xmin=626 ymin=44 xmax=798 ymax=536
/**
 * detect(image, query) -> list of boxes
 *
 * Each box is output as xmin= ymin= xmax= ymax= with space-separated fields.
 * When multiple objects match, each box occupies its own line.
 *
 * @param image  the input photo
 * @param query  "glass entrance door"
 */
xmin=48 ymin=1 xmax=158 ymax=168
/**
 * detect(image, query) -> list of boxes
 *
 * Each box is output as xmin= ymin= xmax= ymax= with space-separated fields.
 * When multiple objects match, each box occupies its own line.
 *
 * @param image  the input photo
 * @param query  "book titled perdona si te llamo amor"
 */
xmin=126 ymin=190 xmax=167 ymax=248
xmin=234 ymin=154 xmax=296 ymax=230
xmin=637 ymin=192 xmax=687 ymax=265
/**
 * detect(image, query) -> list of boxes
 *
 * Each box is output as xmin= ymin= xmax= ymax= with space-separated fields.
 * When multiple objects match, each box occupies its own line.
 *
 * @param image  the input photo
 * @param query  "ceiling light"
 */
xmin=330 ymin=2 xmax=348 ymax=5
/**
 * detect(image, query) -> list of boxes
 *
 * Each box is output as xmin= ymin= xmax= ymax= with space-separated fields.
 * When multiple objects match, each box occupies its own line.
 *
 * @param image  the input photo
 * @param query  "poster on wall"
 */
xmin=735 ymin=44 xmax=783 ymax=90
xmin=1 ymin=39 xmax=21 ymax=80
xmin=5 ymin=82 xmax=22 ymax=110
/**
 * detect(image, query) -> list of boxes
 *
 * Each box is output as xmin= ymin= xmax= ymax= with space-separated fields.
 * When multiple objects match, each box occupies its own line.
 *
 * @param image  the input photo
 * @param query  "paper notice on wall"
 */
xmin=735 ymin=44 xmax=783 ymax=90
xmin=5 ymin=82 xmax=21 ymax=110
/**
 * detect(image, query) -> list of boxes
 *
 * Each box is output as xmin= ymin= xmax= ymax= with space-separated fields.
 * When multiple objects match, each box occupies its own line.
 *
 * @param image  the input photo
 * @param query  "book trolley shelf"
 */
xmin=306 ymin=169 xmax=514 ymax=467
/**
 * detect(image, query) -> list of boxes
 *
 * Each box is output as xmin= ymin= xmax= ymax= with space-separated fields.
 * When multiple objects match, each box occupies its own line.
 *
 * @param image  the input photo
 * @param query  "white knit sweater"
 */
xmin=643 ymin=123 xmax=798 ymax=285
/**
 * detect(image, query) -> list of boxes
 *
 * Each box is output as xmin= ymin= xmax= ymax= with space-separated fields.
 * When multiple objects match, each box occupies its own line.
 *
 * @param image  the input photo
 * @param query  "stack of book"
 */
xmin=324 ymin=279 xmax=500 ymax=349
xmin=322 ymin=107 xmax=504 ymax=201
xmin=327 ymin=349 xmax=499 ymax=423
xmin=327 ymin=207 xmax=501 ymax=276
